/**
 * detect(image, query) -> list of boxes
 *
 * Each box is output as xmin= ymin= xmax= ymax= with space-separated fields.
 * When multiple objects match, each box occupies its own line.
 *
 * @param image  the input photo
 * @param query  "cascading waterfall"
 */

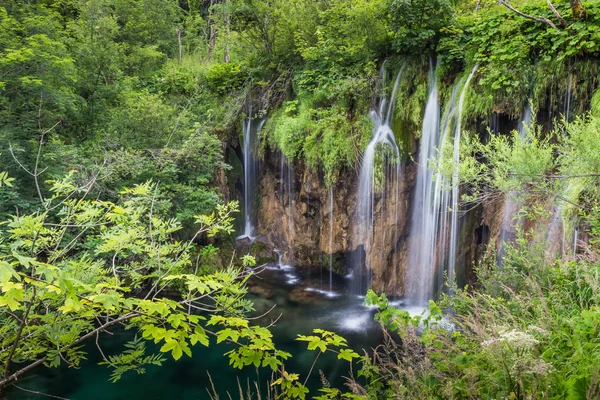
xmin=565 ymin=73 xmax=572 ymax=122
xmin=448 ymin=65 xmax=479 ymax=290
xmin=279 ymin=152 xmax=295 ymax=260
xmin=406 ymin=62 xmax=441 ymax=304
xmin=240 ymin=115 xmax=266 ymax=239
xmin=329 ymin=187 xmax=334 ymax=293
xmin=572 ymin=225 xmax=579 ymax=256
xmin=351 ymin=63 xmax=405 ymax=296
xmin=406 ymin=64 xmax=477 ymax=304
xmin=517 ymin=102 xmax=532 ymax=139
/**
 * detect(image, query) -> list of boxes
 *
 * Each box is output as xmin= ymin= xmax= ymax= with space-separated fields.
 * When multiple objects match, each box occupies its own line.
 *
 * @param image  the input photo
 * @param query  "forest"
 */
xmin=1 ymin=0 xmax=600 ymax=398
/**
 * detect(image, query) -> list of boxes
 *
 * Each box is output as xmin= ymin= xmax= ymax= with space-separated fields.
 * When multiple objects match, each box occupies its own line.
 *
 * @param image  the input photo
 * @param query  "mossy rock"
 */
xmin=250 ymin=240 xmax=277 ymax=265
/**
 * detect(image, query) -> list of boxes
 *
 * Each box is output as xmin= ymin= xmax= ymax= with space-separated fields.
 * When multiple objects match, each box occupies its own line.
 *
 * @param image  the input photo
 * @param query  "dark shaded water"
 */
xmin=8 ymin=264 xmax=422 ymax=399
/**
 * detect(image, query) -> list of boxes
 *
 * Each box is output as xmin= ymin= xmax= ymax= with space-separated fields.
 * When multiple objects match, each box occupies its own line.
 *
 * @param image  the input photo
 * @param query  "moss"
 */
xmin=393 ymin=61 xmax=429 ymax=131
xmin=391 ymin=114 xmax=416 ymax=161
xmin=592 ymin=88 xmax=600 ymax=115
xmin=250 ymin=241 xmax=277 ymax=264
xmin=260 ymin=73 xmax=375 ymax=188
xmin=533 ymin=58 xmax=600 ymax=119
xmin=318 ymin=252 xmax=348 ymax=275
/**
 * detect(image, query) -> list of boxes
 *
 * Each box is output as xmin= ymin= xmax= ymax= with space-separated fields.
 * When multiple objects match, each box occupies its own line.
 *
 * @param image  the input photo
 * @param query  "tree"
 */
xmin=0 ymin=175 xmax=262 ymax=398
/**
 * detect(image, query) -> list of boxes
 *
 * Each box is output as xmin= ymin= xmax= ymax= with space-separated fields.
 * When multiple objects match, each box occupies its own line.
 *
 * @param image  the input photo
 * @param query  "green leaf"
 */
xmin=338 ymin=348 xmax=360 ymax=361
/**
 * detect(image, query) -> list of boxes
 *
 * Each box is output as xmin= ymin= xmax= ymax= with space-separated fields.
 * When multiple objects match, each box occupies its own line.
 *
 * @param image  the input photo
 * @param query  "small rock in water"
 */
xmin=288 ymin=286 xmax=321 ymax=305
xmin=248 ymin=285 xmax=275 ymax=299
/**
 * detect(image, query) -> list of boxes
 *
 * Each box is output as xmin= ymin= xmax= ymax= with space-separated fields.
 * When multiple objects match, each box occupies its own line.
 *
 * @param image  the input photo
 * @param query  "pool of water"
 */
xmin=8 ymin=264 xmax=422 ymax=399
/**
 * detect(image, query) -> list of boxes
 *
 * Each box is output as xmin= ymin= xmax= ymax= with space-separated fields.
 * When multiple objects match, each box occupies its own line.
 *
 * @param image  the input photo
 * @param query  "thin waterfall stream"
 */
xmin=329 ymin=187 xmax=334 ymax=294
xmin=407 ymin=62 xmax=441 ymax=304
xmin=240 ymin=116 xmax=266 ymax=239
xmin=351 ymin=63 xmax=405 ymax=297
xmin=406 ymin=64 xmax=478 ymax=304
xmin=448 ymin=64 xmax=479 ymax=291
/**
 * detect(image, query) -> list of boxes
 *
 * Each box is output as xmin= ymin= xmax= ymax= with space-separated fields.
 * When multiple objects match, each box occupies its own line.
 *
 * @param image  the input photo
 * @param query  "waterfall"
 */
xmin=351 ymin=63 xmax=405 ymax=296
xmin=565 ymin=73 xmax=572 ymax=122
xmin=448 ymin=64 xmax=478 ymax=290
xmin=406 ymin=64 xmax=478 ymax=304
xmin=547 ymin=205 xmax=564 ymax=257
xmin=498 ymin=101 xmax=533 ymax=260
xmin=240 ymin=116 xmax=265 ymax=239
xmin=573 ymin=226 xmax=579 ymax=257
xmin=329 ymin=187 xmax=334 ymax=293
xmin=279 ymin=152 xmax=295 ymax=261
xmin=517 ymin=102 xmax=532 ymax=139
xmin=406 ymin=62 xmax=441 ymax=304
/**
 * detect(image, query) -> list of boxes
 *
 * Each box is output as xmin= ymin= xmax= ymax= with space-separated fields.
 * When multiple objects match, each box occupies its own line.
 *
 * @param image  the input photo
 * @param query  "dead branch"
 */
xmin=546 ymin=0 xmax=568 ymax=27
xmin=497 ymin=0 xmax=560 ymax=30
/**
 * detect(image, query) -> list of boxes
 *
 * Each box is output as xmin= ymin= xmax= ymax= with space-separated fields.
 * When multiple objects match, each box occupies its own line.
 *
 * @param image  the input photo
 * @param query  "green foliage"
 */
xmin=99 ymin=336 xmax=166 ymax=383
xmin=0 ymin=177 xmax=256 ymax=388
xmin=459 ymin=1 xmax=600 ymax=116
xmin=388 ymin=0 xmax=454 ymax=55
xmin=205 ymin=63 xmax=247 ymax=95
xmin=264 ymin=87 xmax=374 ymax=186
xmin=0 ymin=171 xmax=14 ymax=188
xmin=352 ymin=115 xmax=600 ymax=399
xmin=454 ymin=114 xmax=600 ymax=223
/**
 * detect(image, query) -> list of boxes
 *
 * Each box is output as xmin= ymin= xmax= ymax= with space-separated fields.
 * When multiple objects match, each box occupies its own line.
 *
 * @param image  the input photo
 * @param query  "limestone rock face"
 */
xmin=256 ymin=147 xmax=417 ymax=295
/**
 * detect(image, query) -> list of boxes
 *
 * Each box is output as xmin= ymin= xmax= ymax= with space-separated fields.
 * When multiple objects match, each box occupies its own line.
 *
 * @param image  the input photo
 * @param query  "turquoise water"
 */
xmin=8 ymin=265 xmax=400 ymax=399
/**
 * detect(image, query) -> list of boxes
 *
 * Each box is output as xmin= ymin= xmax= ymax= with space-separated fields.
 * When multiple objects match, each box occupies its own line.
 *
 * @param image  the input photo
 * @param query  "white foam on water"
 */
xmin=279 ymin=264 xmax=294 ymax=272
xmin=337 ymin=312 xmax=371 ymax=333
xmin=387 ymin=299 xmax=406 ymax=308
xmin=235 ymin=234 xmax=256 ymax=241
xmin=402 ymin=305 xmax=428 ymax=317
xmin=304 ymin=287 xmax=341 ymax=298
xmin=285 ymin=273 xmax=299 ymax=284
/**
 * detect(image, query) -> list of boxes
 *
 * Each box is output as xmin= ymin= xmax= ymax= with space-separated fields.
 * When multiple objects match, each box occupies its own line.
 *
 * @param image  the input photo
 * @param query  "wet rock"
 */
xmin=255 ymin=146 xmax=418 ymax=295
xmin=287 ymin=286 xmax=321 ymax=305
xmin=248 ymin=284 xmax=275 ymax=299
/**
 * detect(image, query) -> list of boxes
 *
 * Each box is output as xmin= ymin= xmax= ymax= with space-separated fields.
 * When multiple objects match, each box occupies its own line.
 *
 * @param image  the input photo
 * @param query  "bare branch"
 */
xmin=12 ymin=384 xmax=71 ymax=400
xmin=546 ymin=0 xmax=568 ymax=27
xmin=498 ymin=0 xmax=560 ymax=29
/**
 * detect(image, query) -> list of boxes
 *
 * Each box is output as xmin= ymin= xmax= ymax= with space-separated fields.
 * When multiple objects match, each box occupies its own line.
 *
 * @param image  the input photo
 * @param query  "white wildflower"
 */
xmin=528 ymin=359 xmax=553 ymax=376
xmin=481 ymin=337 xmax=500 ymax=347
xmin=527 ymin=325 xmax=549 ymax=337
xmin=499 ymin=329 xmax=539 ymax=350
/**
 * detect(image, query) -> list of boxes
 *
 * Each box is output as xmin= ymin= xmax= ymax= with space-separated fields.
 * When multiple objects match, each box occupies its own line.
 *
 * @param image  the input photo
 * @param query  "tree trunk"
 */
xmin=570 ymin=0 xmax=587 ymax=19
xmin=224 ymin=0 xmax=230 ymax=64
xmin=176 ymin=28 xmax=182 ymax=63
xmin=207 ymin=0 xmax=216 ymax=58
xmin=208 ymin=25 xmax=216 ymax=57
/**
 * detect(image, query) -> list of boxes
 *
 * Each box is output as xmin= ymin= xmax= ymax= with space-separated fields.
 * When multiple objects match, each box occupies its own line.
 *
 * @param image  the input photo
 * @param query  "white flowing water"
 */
xmin=517 ymin=102 xmax=532 ymax=140
xmin=278 ymin=152 xmax=295 ymax=261
xmin=406 ymin=63 xmax=477 ymax=303
xmin=351 ymin=63 xmax=405 ymax=296
xmin=448 ymin=65 xmax=478 ymax=289
xmin=407 ymin=62 xmax=441 ymax=304
xmin=573 ymin=226 xmax=579 ymax=257
xmin=240 ymin=116 xmax=265 ymax=239
xmin=329 ymin=187 xmax=334 ymax=293
xmin=565 ymin=73 xmax=572 ymax=122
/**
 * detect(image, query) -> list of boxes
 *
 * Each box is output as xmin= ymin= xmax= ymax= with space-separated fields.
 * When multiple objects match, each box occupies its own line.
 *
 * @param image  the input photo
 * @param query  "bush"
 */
xmin=205 ymin=63 xmax=247 ymax=95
